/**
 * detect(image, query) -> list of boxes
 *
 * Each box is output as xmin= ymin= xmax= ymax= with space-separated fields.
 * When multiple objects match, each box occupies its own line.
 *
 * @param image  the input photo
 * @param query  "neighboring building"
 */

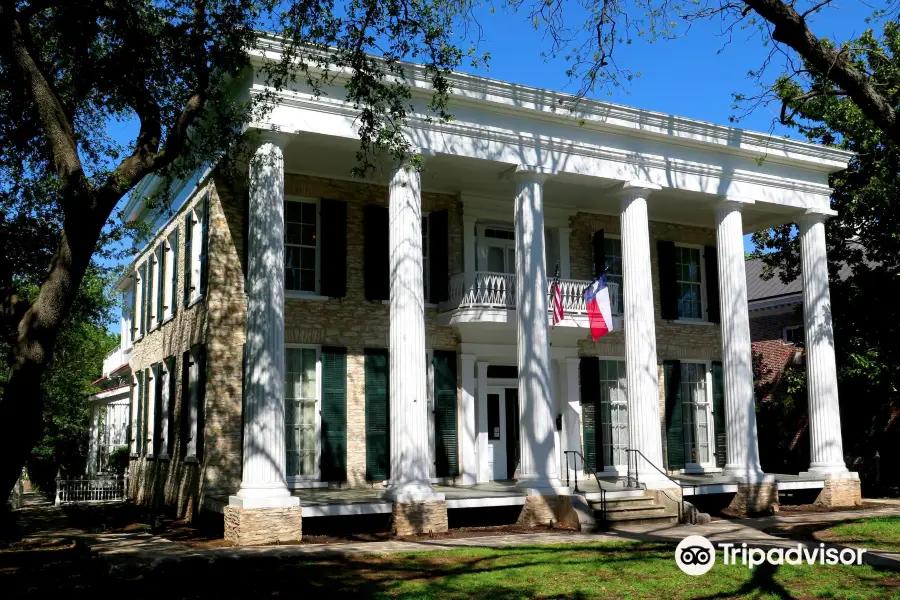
xmin=104 ymin=41 xmax=861 ymax=544
xmin=86 ymin=345 xmax=132 ymax=474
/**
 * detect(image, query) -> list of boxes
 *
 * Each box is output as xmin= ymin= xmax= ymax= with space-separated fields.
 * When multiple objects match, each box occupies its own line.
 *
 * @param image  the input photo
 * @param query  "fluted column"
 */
xmin=715 ymin=201 xmax=764 ymax=480
xmin=476 ymin=361 xmax=490 ymax=483
xmin=386 ymin=162 xmax=441 ymax=501
xmin=800 ymin=213 xmax=849 ymax=475
xmin=513 ymin=167 xmax=563 ymax=493
xmin=620 ymin=185 xmax=668 ymax=487
xmin=233 ymin=132 xmax=297 ymax=508
xmin=561 ymin=357 xmax=582 ymax=483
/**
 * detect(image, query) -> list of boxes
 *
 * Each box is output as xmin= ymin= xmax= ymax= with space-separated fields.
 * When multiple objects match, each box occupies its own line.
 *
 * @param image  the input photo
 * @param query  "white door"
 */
xmin=285 ymin=346 xmax=321 ymax=482
xmin=487 ymin=387 xmax=508 ymax=480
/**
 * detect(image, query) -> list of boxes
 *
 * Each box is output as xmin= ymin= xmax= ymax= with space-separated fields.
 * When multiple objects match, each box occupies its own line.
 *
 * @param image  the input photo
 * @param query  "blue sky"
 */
xmin=105 ymin=2 xmax=879 ymax=331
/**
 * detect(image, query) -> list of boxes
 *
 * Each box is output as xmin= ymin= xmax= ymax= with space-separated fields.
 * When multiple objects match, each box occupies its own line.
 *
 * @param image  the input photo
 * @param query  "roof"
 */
xmin=745 ymin=258 xmax=802 ymax=302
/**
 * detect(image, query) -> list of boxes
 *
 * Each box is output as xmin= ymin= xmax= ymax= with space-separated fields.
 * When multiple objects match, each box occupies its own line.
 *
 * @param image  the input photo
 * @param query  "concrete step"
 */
xmin=601 ymin=497 xmax=660 ymax=511
xmin=585 ymin=489 xmax=644 ymax=502
xmin=607 ymin=514 xmax=679 ymax=527
xmin=604 ymin=506 xmax=674 ymax=521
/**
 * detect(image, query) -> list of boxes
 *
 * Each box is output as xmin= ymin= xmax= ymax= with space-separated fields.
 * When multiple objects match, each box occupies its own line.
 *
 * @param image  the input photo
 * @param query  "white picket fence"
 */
xmin=54 ymin=471 xmax=128 ymax=505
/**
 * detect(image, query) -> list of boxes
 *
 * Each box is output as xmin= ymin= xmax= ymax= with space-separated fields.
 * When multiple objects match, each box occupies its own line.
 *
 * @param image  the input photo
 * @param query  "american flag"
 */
xmin=550 ymin=263 xmax=564 ymax=326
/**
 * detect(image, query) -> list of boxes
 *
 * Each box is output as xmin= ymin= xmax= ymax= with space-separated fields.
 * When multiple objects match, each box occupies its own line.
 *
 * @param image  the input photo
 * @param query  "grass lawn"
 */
xmin=6 ymin=540 xmax=897 ymax=599
xmin=816 ymin=515 xmax=900 ymax=553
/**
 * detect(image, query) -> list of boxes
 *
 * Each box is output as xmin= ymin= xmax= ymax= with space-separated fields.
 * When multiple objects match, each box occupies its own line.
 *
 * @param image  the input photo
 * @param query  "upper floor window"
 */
xmin=675 ymin=245 xmax=705 ymax=320
xmin=184 ymin=198 xmax=208 ymax=305
xmin=147 ymin=247 xmax=160 ymax=330
xmin=604 ymin=236 xmax=624 ymax=315
xmin=783 ymin=325 xmax=804 ymax=345
xmin=121 ymin=284 xmax=134 ymax=351
xmin=481 ymin=227 xmax=516 ymax=275
xmin=284 ymin=198 xmax=319 ymax=294
xmin=135 ymin=262 xmax=146 ymax=338
xmin=162 ymin=230 xmax=178 ymax=321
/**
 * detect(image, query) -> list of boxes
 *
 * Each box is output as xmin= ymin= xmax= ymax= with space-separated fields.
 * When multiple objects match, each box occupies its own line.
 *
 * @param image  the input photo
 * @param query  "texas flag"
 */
xmin=584 ymin=275 xmax=614 ymax=341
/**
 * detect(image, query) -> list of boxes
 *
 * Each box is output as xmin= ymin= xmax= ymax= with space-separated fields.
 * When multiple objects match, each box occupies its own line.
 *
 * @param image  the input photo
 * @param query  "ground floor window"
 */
xmin=285 ymin=346 xmax=319 ymax=479
xmin=598 ymin=359 xmax=628 ymax=468
xmin=681 ymin=362 xmax=711 ymax=466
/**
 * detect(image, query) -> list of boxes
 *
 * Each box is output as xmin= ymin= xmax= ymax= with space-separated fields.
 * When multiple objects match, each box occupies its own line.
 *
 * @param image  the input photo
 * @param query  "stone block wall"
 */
xmin=127 ymin=172 xmax=246 ymax=518
xmin=283 ymin=174 xmax=462 ymax=486
xmin=815 ymin=477 xmax=862 ymax=507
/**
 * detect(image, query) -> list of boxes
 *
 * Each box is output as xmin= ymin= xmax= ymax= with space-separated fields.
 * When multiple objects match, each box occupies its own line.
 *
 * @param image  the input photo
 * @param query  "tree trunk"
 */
xmin=0 ymin=204 xmax=106 ymax=498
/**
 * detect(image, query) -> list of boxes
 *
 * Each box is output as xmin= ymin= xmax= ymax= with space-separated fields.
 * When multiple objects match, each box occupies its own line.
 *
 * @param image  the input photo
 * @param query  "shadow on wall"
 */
xmin=753 ymin=350 xmax=810 ymax=475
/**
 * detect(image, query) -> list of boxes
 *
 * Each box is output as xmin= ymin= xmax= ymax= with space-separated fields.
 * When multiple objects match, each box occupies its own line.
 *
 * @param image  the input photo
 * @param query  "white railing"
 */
xmin=54 ymin=471 xmax=128 ymax=505
xmin=101 ymin=345 xmax=126 ymax=377
xmin=442 ymin=271 xmax=619 ymax=317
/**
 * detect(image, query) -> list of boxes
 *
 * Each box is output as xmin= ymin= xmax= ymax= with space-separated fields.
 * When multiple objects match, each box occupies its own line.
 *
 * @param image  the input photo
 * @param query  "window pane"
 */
xmin=285 ymin=223 xmax=304 ymax=245
xmin=301 ymin=224 xmax=316 ymax=247
xmin=285 ymin=202 xmax=304 ymax=223
xmin=487 ymin=246 xmax=505 ymax=272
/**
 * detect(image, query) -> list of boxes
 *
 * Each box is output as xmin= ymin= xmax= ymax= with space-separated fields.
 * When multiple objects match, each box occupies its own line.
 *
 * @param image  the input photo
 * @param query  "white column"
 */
xmin=476 ymin=361 xmax=490 ymax=483
xmin=716 ymin=201 xmax=764 ymax=480
xmin=799 ymin=213 xmax=849 ymax=475
xmin=558 ymin=227 xmax=572 ymax=279
xmin=460 ymin=354 xmax=477 ymax=485
xmin=232 ymin=133 xmax=297 ymax=508
xmin=88 ymin=405 xmax=100 ymax=474
xmin=560 ymin=357 xmax=582 ymax=484
xmin=620 ymin=184 xmax=668 ymax=487
xmin=386 ymin=162 xmax=441 ymax=501
xmin=513 ymin=167 xmax=563 ymax=493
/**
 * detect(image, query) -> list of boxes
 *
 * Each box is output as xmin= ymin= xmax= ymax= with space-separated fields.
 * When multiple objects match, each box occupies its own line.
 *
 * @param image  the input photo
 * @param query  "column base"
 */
xmin=517 ymin=495 xmax=580 ymax=529
xmin=802 ymin=463 xmax=852 ymax=477
xmin=722 ymin=464 xmax=768 ymax=483
xmin=727 ymin=482 xmax=778 ymax=516
xmin=392 ymin=500 xmax=449 ymax=536
xmin=812 ymin=473 xmax=861 ymax=508
xmin=516 ymin=475 xmax=568 ymax=496
xmin=224 ymin=502 xmax=302 ymax=546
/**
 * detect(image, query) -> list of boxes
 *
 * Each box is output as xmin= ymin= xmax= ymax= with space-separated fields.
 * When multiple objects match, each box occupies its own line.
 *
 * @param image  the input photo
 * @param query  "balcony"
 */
xmin=439 ymin=271 xmax=619 ymax=331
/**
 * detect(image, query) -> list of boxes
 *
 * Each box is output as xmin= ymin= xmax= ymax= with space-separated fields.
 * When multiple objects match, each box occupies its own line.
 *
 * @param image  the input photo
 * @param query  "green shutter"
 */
xmin=195 ymin=344 xmax=206 ymax=460
xmin=664 ymin=360 xmax=685 ymax=471
xmin=429 ymin=210 xmax=449 ymax=303
xmin=579 ymin=357 xmax=601 ymax=472
xmin=130 ymin=273 xmax=138 ymax=337
xmin=321 ymin=346 xmax=348 ymax=481
xmin=363 ymin=205 xmax=389 ymax=301
xmin=140 ymin=263 xmax=148 ymax=335
xmin=320 ymin=199 xmax=347 ymax=298
xmin=433 ymin=350 xmax=458 ymax=478
xmin=592 ymin=230 xmax=605 ymax=278
xmin=135 ymin=370 xmax=144 ymax=455
xmin=657 ymin=240 xmax=679 ymax=320
xmin=365 ymin=348 xmax=390 ymax=480
xmin=183 ymin=212 xmax=193 ymax=307
xmin=170 ymin=228 xmax=179 ymax=317
xmin=156 ymin=242 xmax=166 ymax=323
xmin=705 ymin=246 xmax=720 ymax=324
xmin=711 ymin=361 xmax=727 ymax=469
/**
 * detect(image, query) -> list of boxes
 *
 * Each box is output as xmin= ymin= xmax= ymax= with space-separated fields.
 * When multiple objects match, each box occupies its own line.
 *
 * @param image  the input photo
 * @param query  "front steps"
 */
xmin=590 ymin=491 xmax=679 ymax=527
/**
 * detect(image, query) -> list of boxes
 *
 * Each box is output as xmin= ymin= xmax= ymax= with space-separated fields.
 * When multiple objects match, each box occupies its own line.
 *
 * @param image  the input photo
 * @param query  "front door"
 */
xmin=486 ymin=386 xmax=519 ymax=480
xmin=504 ymin=388 xmax=520 ymax=479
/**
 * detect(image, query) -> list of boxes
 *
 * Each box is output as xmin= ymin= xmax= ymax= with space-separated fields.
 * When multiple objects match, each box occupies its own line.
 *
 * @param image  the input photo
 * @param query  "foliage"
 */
xmin=107 ymin=446 xmax=130 ymax=476
xmin=753 ymin=22 xmax=900 ymax=486
xmin=753 ymin=349 xmax=809 ymax=474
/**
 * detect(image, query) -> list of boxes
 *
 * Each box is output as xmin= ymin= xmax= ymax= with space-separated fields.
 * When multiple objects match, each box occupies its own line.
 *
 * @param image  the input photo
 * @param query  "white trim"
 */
xmin=284 ymin=343 xmax=322 ymax=484
xmin=445 ymin=496 xmax=526 ymax=509
xmin=284 ymin=196 xmax=321 ymax=295
xmin=679 ymin=359 xmax=717 ymax=471
xmin=674 ymin=242 xmax=709 ymax=323
xmin=301 ymin=502 xmax=391 ymax=517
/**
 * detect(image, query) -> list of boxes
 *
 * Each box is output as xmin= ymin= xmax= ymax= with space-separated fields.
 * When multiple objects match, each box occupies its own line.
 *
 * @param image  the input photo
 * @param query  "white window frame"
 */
xmin=134 ymin=264 xmax=144 ymax=340
xmin=284 ymin=197 xmax=321 ymax=297
xmin=284 ymin=344 xmax=322 ymax=483
xmin=121 ymin=284 xmax=134 ymax=351
xmin=674 ymin=243 xmax=709 ymax=323
xmin=188 ymin=204 xmax=205 ymax=305
xmin=602 ymin=234 xmax=624 ymax=316
xmin=595 ymin=357 xmax=628 ymax=472
xmin=783 ymin=325 xmax=803 ymax=345
xmin=163 ymin=231 xmax=177 ymax=322
xmin=149 ymin=249 xmax=161 ymax=330
xmin=144 ymin=366 xmax=157 ymax=458
xmin=680 ymin=360 xmax=717 ymax=471
xmin=476 ymin=224 xmax=516 ymax=274
xmin=159 ymin=358 xmax=173 ymax=458
xmin=130 ymin=373 xmax=141 ymax=456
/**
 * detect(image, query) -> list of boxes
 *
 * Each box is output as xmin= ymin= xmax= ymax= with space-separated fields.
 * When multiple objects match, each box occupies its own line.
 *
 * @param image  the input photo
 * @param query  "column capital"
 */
xmin=476 ymin=360 xmax=490 ymax=371
xmin=255 ymin=129 xmax=291 ymax=150
xmin=798 ymin=208 xmax=837 ymax=225
xmin=503 ymin=164 xmax=557 ymax=183
xmin=618 ymin=179 xmax=661 ymax=195
xmin=716 ymin=197 xmax=754 ymax=213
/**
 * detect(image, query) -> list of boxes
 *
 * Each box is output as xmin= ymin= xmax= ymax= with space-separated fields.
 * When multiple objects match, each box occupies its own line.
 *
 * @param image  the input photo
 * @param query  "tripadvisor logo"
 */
xmin=675 ymin=535 xmax=867 ymax=576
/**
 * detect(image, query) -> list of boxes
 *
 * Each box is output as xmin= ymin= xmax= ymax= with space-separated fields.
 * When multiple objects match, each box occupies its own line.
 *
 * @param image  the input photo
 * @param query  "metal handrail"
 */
xmin=564 ymin=450 xmax=607 ymax=525
xmin=625 ymin=448 xmax=696 ymax=522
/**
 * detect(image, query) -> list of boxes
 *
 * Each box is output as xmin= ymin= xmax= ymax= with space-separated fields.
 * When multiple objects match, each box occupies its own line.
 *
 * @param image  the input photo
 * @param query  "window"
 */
xmin=783 ymin=325 xmax=803 ymax=345
xmin=163 ymin=231 xmax=177 ymax=321
xmin=186 ymin=202 xmax=206 ymax=304
xmin=488 ymin=394 xmax=501 ymax=440
xmin=285 ymin=346 xmax=319 ymax=479
xmin=121 ymin=284 xmax=134 ymax=351
xmin=422 ymin=213 xmax=430 ymax=300
xmin=681 ymin=362 xmax=712 ymax=465
xmin=135 ymin=263 xmax=146 ymax=338
xmin=675 ymin=246 xmax=704 ymax=320
xmin=603 ymin=237 xmax=624 ymax=315
xmin=147 ymin=250 xmax=159 ymax=330
xmin=481 ymin=227 xmax=516 ymax=274
xmin=144 ymin=366 xmax=157 ymax=456
xmin=182 ymin=345 xmax=205 ymax=459
xmin=157 ymin=358 xmax=175 ymax=457
xmin=285 ymin=199 xmax=319 ymax=294
xmin=130 ymin=372 xmax=143 ymax=455
xmin=598 ymin=359 xmax=628 ymax=468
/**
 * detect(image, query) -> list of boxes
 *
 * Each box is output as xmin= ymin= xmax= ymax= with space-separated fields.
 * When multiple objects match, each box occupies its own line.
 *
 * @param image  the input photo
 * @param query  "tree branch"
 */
xmin=744 ymin=0 xmax=900 ymax=143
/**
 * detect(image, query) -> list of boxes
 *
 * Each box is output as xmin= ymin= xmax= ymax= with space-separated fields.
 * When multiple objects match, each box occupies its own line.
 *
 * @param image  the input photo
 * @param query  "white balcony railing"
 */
xmin=442 ymin=271 xmax=619 ymax=317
